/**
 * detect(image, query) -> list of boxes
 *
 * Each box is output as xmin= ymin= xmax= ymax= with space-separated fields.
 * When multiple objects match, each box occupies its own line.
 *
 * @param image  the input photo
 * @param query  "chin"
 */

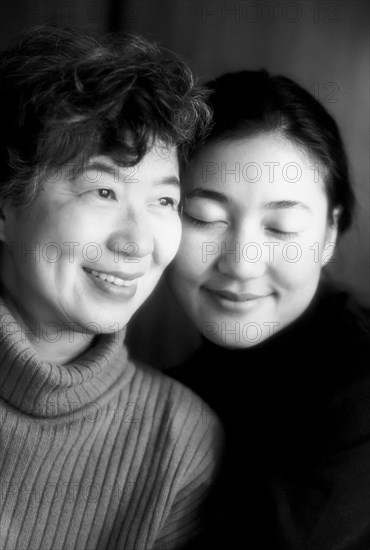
xmin=70 ymin=309 xmax=130 ymax=335
xmin=208 ymin=334 xmax=267 ymax=350
xmin=198 ymin=312 xmax=275 ymax=349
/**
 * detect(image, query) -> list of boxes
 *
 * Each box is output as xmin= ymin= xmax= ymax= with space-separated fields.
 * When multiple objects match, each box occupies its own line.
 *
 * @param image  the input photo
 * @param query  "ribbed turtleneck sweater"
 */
xmin=0 ymin=299 xmax=221 ymax=550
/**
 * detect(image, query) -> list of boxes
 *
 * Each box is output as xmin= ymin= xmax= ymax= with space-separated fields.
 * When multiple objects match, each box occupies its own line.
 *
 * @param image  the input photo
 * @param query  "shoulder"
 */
xmin=310 ymin=285 xmax=370 ymax=449
xmin=339 ymin=290 xmax=370 ymax=339
xmin=312 ymin=283 xmax=369 ymax=357
xmin=129 ymin=358 xmax=222 ymax=448
xmin=306 ymin=284 xmax=370 ymax=396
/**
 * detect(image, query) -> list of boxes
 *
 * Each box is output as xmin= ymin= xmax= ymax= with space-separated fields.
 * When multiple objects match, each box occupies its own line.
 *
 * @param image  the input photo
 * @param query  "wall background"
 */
xmin=0 ymin=0 xmax=368 ymax=366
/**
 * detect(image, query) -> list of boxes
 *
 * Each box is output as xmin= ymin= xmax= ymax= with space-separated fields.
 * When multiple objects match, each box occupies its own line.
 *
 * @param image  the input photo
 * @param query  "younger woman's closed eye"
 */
xmin=183 ymin=212 xmax=227 ymax=229
xmin=266 ymin=227 xmax=299 ymax=240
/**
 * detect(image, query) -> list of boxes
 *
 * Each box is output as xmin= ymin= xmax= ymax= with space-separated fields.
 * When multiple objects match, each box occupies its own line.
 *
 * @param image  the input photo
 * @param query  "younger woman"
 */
xmin=166 ymin=71 xmax=370 ymax=549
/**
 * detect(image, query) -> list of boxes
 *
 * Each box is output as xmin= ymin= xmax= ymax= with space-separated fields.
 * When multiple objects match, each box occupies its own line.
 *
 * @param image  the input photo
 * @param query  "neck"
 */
xmin=0 ymin=290 xmax=95 ymax=364
xmin=0 ymin=295 xmax=131 ymax=417
xmin=27 ymin=327 xmax=95 ymax=364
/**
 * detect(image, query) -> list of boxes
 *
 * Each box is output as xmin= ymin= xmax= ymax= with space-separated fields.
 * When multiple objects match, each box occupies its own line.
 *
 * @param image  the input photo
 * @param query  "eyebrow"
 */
xmin=185 ymin=191 xmax=311 ymax=213
xmin=84 ymin=162 xmax=180 ymax=187
xmin=84 ymin=161 xmax=120 ymax=180
xmin=156 ymin=176 xmax=181 ymax=187
xmin=185 ymin=189 xmax=229 ymax=203
xmin=263 ymin=200 xmax=312 ymax=212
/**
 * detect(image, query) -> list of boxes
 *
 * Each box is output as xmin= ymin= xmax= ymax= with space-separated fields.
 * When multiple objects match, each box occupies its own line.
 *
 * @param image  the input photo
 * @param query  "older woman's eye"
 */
xmin=153 ymin=197 xmax=179 ymax=210
xmin=96 ymin=189 xmax=117 ymax=200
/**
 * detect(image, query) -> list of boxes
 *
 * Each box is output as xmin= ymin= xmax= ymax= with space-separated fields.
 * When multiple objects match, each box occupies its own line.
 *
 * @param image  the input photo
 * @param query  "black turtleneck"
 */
xmin=170 ymin=284 xmax=370 ymax=549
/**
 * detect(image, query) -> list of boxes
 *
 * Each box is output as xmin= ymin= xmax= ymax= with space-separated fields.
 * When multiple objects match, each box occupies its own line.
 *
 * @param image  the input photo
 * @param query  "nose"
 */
xmin=107 ymin=210 xmax=154 ymax=260
xmin=216 ymin=223 xmax=267 ymax=281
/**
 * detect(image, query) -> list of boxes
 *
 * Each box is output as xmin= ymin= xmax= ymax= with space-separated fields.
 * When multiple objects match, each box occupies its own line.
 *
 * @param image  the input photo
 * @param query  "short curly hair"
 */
xmin=0 ymin=25 xmax=211 ymax=206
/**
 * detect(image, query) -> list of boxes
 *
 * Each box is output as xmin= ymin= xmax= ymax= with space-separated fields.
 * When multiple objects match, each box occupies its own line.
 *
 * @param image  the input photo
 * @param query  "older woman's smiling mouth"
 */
xmin=83 ymin=267 xmax=145 ymax=289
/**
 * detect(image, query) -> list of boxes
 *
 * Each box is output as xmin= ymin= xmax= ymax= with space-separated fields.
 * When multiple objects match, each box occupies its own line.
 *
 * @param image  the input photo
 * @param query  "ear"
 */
xmin=322 ymin=207 xmax=340 ymax=266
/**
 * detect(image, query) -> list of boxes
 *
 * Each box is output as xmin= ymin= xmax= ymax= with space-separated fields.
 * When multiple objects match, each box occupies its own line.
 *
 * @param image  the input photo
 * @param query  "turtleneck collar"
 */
xmin=0 ymin=297 xmax=134 ymax=418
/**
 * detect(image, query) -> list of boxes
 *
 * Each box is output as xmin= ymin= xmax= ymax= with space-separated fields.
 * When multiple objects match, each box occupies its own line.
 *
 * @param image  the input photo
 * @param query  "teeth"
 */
xmin=91 ymin=270 xmax=107 ymax=281
xmin=89 ymin=269 xmax=136 ymax=287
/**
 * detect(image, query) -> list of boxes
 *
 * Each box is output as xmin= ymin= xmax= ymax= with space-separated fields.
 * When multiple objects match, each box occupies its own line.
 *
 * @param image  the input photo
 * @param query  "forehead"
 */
xmin=75 ymin=143 xmax=179 ymax=183
xmin=184 ymin=133 xmax=327 ymax=206
xmin=137 ymin=142 xmax=179 ymax=170
xmin=118 ymin=142 xmax=179 ymax=174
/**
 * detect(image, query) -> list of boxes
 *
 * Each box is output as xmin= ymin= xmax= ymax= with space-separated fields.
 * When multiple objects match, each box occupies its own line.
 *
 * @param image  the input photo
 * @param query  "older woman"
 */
xmin=0 ymin=26 xmax=221 ymax=550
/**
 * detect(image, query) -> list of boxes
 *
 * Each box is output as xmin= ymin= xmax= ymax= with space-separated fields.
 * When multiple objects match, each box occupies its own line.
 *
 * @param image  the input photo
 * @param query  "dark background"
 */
xmin=0 ymin=0 xmax=368 ymax=309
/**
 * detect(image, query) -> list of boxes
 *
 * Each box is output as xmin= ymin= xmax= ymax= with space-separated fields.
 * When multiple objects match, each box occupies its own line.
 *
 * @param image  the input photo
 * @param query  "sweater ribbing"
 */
xmin=0 ymin=300 xmax=221 ymax=550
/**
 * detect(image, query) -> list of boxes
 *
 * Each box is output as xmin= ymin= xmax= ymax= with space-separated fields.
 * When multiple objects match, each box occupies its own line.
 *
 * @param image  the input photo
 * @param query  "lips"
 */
xmin=203 ymin=287 xmax=271 ymax=302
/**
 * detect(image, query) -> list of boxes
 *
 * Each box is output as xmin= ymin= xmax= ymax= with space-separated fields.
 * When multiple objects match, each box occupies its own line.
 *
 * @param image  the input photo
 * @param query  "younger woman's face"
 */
xmin=170 ymin=132 xmax=338 ymax=348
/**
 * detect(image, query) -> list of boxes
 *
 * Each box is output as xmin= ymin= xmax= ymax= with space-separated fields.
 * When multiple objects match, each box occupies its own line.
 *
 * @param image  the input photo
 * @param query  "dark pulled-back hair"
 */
xmin=0 ymin=25 xmax=211 ymax=206
xmin=204 ymin=70 xmax=354 ymax=233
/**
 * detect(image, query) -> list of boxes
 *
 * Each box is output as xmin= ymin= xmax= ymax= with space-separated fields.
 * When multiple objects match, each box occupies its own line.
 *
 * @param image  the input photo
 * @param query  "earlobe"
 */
xmin=322 ymin=208 xmax=340 ymax=266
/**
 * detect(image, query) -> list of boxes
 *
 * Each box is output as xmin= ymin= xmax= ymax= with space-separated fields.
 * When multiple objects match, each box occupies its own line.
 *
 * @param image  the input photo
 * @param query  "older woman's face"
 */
xmin=169 ymin=133 xmax=338 ymax=348
xmin=0 ymin=142 xmax=181 ymax=333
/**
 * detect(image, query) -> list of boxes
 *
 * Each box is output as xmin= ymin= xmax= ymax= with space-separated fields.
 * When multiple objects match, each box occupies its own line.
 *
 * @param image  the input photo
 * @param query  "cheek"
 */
xmin=272 ymin=242 xmax=323 ymax=291
xmin=34 ymin=209 xmax=82 ymax=247
xmin=58 ymin=206 xmax=100 ymax=241
xmin=174 ymin=229 xmax=210 ymax=282
xmin=155 ymin=217 xmax=182 ymax=265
